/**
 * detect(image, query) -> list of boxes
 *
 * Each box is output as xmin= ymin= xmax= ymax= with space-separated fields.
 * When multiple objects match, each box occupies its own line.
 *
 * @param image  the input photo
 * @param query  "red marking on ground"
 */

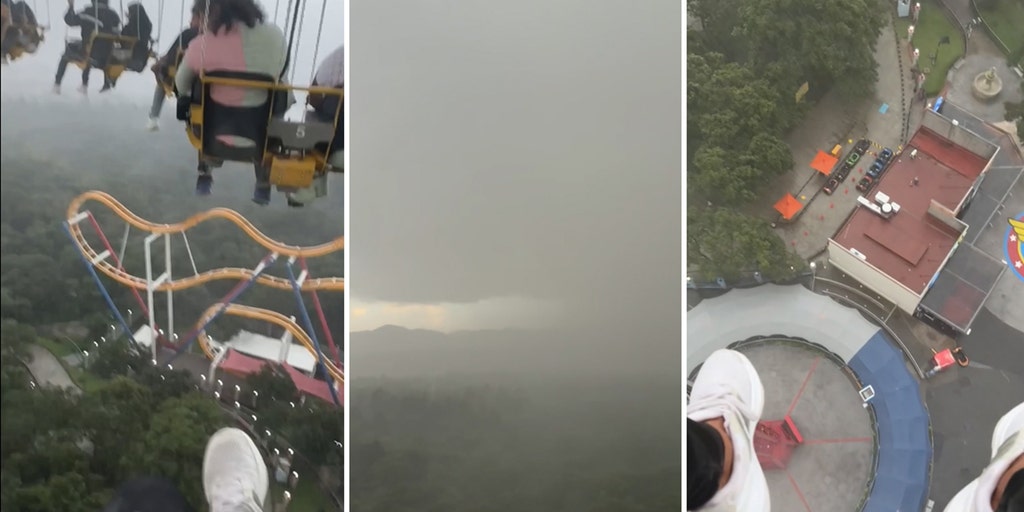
xmin=803 ymin=437 xmax=873 ymax=445
xmin=787 ymin=357 xmax=820 ymax=417
xmin=786 ymin=469 xmax=813 ymax=512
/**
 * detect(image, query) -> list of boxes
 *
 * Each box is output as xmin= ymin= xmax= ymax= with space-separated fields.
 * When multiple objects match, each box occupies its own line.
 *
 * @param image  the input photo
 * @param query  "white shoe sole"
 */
xmin=691 ymin=349 xmax=765 ymax=426
xmin=202 ymin=427 xmax=270 ymax=507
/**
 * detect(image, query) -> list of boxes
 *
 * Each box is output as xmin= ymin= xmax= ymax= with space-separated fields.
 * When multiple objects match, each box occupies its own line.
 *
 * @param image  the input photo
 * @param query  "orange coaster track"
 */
xmin=65 ymin=190 xmax=344 ymax=403
xmin=66 ymin=190 xmax=344 ymax=292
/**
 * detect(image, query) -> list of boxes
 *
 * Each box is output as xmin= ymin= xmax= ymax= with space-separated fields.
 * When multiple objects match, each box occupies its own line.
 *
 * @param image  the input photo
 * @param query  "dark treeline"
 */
xmin=686 ymin=0 xmax=885 ymax=280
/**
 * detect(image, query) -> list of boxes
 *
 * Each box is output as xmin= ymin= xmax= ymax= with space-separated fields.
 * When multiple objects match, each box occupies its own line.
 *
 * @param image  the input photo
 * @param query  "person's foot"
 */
xmin=687 ymin=349 xmax=769 ymax=511
xmin=252 ymin=185 xmax=271 ymax=206
xmin=52 ymin=84 xmax=60 ymax=95
xmin=77 ymin=84 xmax=87 ymax=95
xmin=100 ymin=83 xmax=112 ymax=93
xmin=944 ymin=402 xmax=1024 ymax=512
xmin=145 ymin=118 xmax=159 ymax=132
xmin=196 ymin=173 xmax=213 ymax=196
xmin=203 ymin=428 xmax=269 ymax=512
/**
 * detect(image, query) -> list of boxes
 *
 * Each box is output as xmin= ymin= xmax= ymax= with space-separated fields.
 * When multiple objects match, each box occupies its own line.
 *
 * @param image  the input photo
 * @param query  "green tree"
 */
xmin=738 ymin=0 xmax=884 ymax=100
xmin=285 ymin=404 xmax=344 ymax=467
xmin=687 ymin=53 xmax=783 ymax=151
xmin=691 ymin=146 xmax=761 ymax=205
xmin=246 ymin=365 xmax=299 ymax=404
xmin=687 ymin=0 xmax=748 ymax=61
xmin=687 ymin=208 xmax=806 ymax=280
xmin=80 ymin=377 xmax=155 ymax=485
xmin=124 ymin=393 xmax=225 ymax=509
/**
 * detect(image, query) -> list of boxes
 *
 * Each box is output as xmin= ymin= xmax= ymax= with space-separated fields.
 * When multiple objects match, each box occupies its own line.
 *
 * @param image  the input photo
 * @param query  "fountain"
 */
xmin=972 ymin=66 xmax=1003 ymax=102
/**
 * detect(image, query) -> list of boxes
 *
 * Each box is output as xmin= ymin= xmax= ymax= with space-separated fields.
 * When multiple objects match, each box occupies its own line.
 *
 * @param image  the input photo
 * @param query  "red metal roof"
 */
xmin=832 ymin=128 xmax=988 ymax=294
xmin=218 ymin=349 xmax=340 ymax=405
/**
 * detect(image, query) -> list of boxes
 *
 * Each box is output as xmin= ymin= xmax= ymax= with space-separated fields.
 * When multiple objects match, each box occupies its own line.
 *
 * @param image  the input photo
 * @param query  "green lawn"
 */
xmin=978 ymin=0 xmax=1024 ymax=58
xmin=895 ymin=1 xmax=966 ymax=95
xmin=37 ymin=337 xmax=79 ymax=358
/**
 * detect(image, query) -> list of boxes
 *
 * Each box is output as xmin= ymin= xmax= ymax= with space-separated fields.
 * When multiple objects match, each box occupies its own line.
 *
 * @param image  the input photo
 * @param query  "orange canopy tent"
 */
xmin=774 ymin=193 xmax=803 ymax=221
xmin=810 ymin=150 xmax=838 ymax=176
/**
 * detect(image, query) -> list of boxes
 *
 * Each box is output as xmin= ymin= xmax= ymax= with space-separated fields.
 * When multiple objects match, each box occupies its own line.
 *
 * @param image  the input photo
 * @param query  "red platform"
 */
xmin=755 ymin=415 xmax=804 ymax=470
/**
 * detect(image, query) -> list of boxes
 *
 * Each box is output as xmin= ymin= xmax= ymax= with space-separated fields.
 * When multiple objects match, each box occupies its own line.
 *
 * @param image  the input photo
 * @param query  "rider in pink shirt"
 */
xmin=174 ymin=0 xmax=288 ymax=204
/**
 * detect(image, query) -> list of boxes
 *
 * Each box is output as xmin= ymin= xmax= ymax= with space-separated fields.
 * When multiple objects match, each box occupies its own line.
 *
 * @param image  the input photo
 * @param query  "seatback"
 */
xmin=195 ymin=70 xmax=278 ymax=162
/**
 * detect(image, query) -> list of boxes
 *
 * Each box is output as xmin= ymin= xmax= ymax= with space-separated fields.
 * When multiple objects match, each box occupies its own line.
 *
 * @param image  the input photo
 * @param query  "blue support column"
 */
xmin=285 ymin=259 xmax=341 ymax=406
xmin=63 ymin=222 xmax=139 ymax=348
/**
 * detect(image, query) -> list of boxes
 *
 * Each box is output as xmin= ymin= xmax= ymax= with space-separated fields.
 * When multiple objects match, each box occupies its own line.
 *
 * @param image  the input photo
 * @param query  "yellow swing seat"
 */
xmin=178 ymin=70 xmax=343 ymax=191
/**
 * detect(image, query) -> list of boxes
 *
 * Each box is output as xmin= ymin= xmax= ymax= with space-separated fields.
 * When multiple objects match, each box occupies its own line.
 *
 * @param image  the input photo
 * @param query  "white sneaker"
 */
xmin=944 ymin=402 xmax=1024 ymax=512
xmin=52 ymin=84 xmax=61 ymax=95
xmin=77 ymin=84 xmax=87 ymax=95
xmin=687 ymin=349 xmax=770 ymax=511
xmin=203 ymin=427 xmax=269 ymax=512
xmin=145 ymin=118 xmax=160 ymax=131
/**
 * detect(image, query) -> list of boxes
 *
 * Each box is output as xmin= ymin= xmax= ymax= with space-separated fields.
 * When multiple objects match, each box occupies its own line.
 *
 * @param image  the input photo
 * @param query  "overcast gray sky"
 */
xmin=350 ymin=0 xmax=681 ymax=333
xmin=0 ymin=0 xmax=342 ymax=109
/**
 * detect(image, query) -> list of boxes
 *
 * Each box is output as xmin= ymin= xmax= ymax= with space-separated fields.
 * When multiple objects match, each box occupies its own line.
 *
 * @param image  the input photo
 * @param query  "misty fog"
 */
xmin=348 ymin=0 xmax=681 ymax=509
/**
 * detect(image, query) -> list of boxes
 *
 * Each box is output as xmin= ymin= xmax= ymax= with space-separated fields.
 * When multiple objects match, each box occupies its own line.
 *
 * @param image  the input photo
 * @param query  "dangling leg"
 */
xmin=195 ymin=154 xmax=213 ymax=196
xmin=78 ymin=64 xmax=91 ymax=94
xmin=53 ymin=53 xmax=71 ymax=93
xmin=147 ymin=84 xmax=165 ymax=131
xmin=251 ymin=162 xmax=271 ymax=205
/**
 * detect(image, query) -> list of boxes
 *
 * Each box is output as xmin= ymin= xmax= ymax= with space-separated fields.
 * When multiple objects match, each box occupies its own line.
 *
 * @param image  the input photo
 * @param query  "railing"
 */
xmin=214 ymin=393 xmax=344 ymax=509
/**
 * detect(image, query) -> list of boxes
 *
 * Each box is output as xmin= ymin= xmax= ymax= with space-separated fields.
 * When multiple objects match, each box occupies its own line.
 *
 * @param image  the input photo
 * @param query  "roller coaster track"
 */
xmin=64 ymin=190 xmax=344 ymax=405
xmin=66 ymin=190 xmax=344 ymax=292
xmin=196 ymin=303 xmax=344 ymax=383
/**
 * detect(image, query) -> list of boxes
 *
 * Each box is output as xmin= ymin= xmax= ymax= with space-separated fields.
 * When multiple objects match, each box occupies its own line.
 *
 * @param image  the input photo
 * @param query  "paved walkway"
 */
xmin=26 ymin=344 xmax=80 ymax=393
xmin=945 ymin=33 xmax=1024 ymax=123
xmin=754 ymin=17 xmax=913 ymax=260
xmin=687 ymin=284 xmax=880 ymax=375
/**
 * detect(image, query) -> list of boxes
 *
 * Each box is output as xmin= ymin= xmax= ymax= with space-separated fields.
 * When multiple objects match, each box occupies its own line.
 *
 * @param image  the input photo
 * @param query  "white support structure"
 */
xmin=277 ymin=317 xmax=296 ymax=363
xmin=68 ymin=211 xmax=89 ymax=225
xmin=118 ymin=224 xmax=131 ymax=265
xmin=143 ymin=233 xmax=174 ymax=363
xmin=164 ymin=233 xmax=174 ymax=346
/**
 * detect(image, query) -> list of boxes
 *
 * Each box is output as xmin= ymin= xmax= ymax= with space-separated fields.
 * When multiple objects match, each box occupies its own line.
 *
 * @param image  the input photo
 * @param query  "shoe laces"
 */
xmin=688 ymin=383 xmax=758 ymax=427
xmin=209 ymin=475 xmax=263 ymax=512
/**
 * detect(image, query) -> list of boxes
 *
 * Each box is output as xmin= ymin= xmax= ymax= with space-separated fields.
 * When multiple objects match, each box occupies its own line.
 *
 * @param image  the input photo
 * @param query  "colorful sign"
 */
xmin=1006 ymin=213 xmax=1024 ymax=282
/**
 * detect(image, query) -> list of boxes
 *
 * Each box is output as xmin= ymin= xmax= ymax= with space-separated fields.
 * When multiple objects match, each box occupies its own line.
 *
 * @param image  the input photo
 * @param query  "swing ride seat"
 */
xmin=177 ymin=70 xmax=343 ymax=189
xmin=69 ymin=32 xmax=153 ymax=82
xmin=3 ymin=23 xmax=45 ymax=60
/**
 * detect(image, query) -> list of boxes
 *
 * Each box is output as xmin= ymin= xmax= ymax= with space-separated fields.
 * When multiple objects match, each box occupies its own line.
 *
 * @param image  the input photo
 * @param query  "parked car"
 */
xmin=879 ymin=148 xmax=894 ymax=163
xmin=868 ymin=162 xmax=883 ymax=178
xmin=856 ymin=176 xmax=873 ymax=192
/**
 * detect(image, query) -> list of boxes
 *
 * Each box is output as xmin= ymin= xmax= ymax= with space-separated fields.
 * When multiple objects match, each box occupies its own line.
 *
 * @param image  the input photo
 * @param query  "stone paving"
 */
xmin=945 ymin=34 xmax=1024 ymax=124
xmin=739 ymin=342 xmax=874 ymax=512
xmin=753 ymin=19 xmax=915 ymax=260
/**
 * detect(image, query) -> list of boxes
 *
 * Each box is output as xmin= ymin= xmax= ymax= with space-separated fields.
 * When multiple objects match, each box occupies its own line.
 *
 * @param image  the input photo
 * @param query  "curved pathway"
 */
xmin=25 ymin=344 xmax=80 ymax=393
